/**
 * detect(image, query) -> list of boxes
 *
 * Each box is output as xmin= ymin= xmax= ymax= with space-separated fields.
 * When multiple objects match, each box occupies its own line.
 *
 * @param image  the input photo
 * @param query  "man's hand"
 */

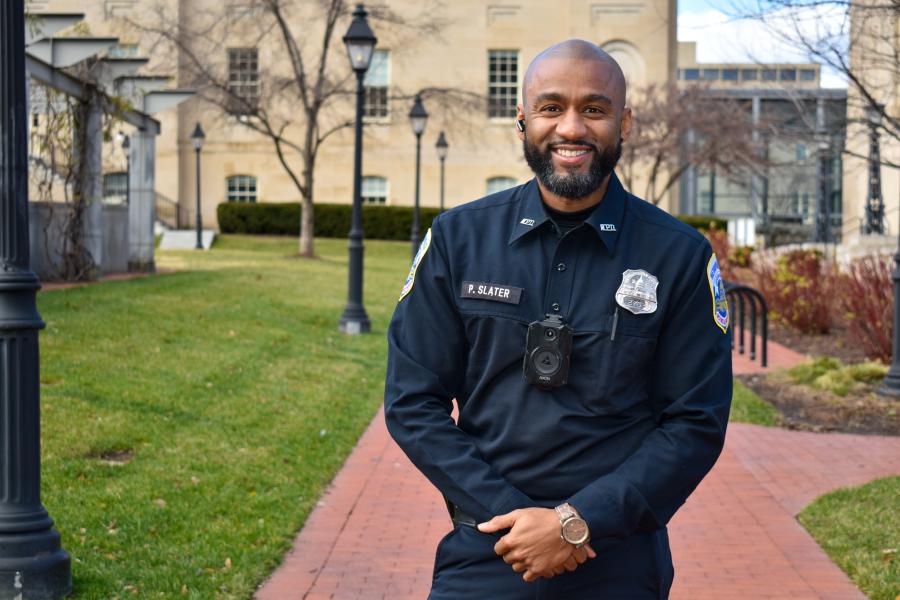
xmin=477 ymin=508 xmax=596 ymax=582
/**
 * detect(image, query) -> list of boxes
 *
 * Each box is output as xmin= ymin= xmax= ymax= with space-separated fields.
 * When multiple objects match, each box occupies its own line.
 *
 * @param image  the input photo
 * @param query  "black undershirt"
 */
xmin=543 ymin=201 xmax=600 ymax=236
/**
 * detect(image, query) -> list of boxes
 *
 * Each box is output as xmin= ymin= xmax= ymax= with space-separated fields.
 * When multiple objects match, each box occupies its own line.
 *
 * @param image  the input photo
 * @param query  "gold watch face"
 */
xmin=562 ymin=517 xmax=589 ymax=544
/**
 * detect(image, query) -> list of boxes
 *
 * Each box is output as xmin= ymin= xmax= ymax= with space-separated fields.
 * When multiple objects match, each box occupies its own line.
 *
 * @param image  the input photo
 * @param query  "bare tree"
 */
xmin=730 ymin=0 xmax=899 ymax=166
xmin=619 ymin=83 xmax=765 ymax=206
xmin=138 ymin=0 xmax=475 ymax=257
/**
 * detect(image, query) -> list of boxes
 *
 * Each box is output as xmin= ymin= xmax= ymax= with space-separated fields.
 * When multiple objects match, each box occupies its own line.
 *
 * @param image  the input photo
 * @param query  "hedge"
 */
xmin=217 ymin=202 xmax=729 ymax=239
xmin=217 ymin=202 xmax=442 ymax=241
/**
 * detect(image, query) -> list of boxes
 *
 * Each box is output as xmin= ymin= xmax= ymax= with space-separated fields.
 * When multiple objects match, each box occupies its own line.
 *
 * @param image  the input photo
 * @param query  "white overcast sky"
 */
xmin=677 ymin=0 xmax=848 ymax=88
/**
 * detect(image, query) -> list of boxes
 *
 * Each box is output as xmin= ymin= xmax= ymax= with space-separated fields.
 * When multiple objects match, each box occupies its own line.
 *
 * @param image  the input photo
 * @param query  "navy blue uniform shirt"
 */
xmin=384 ymin=174 xmax=732 ymax=543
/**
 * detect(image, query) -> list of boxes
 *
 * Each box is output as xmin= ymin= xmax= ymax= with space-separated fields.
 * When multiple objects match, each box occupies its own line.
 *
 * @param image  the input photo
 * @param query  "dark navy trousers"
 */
xmin=429 ymin=525 xmax=673 ymax=600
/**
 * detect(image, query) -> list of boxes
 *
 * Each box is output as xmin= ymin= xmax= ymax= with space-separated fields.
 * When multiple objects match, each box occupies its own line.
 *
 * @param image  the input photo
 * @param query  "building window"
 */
xmin=364 ymin=50 xmax=389 ymax=119
xmin=722 ymin=69 xmax=738 ymax=81
xmin=795 ymin=144 xmax=807 ymax=162
xmin=488 ymin=50 xmax=518 ymax=118
xmin=800 ymin=69 xmax=816 ymax=81
xmin=761 ymin=68 xmax=777 ymax=81
xmin=108 ymin=44 xmax=139 ymax=58
xmin=780 ymin=68 xmax=796 ymax=81
xmin=683 ymin=68 xmax=700 ymax=81
xmin=741 ymin=69 xmax=758 ymax=81
xmin=103 ymin=172 xmax=128 ymax=203
xmin=361 ymin=176 xmax=388 ymax=204
xmin=226 ymin=175 xmax=257 ymax=202
xmin=227 ymin=48 xmax=260 ymax=114
xmin=486 ymin=177 xmax=517 ymax=195
xmin=703 ymin=69 xmax=720 ymax=80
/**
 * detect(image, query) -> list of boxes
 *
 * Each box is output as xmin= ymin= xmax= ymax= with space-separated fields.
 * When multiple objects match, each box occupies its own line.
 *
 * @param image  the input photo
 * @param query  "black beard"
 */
xmin=523 ymin=136 xmax=622 ymax=200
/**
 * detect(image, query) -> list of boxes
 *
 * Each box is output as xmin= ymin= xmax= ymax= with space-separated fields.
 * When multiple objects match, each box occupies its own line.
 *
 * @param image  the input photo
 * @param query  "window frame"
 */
xmin=227 ymin=47 xmax=260 ymax=115
xmin=488 ymin=50 xmax=519 ymax=119
xmin=226 ymin=174 xmax=258 ymax=203
xmin=363 ymin=49 xmax=390 ymax=121
xmin=361 ymin=176 xmax=389 ymax=205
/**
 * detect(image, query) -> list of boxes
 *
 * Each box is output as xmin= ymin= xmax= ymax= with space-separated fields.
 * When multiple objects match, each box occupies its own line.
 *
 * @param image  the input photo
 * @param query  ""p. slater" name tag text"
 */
xmin=461 ymin=281 xmax=523 ymax=304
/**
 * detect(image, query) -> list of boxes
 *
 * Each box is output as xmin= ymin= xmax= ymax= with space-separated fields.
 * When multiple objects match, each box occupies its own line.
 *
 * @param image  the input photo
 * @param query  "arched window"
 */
xmin=103 ymin=171 xmax=128 ymax=203
xmin=486 ymin=177 xmax=517 ymax=195
xmin=226 ymin=175 xmax=257 ymax=202
xmin=362 ymin=176 xmax=388 ymax=204
xmin=600 ymin=40 xmax=646 ymax=86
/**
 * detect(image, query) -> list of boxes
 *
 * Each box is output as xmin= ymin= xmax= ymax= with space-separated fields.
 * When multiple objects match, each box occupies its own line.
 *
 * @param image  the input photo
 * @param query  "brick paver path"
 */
xmin=256 ymin=341 xmax=900 ymax=599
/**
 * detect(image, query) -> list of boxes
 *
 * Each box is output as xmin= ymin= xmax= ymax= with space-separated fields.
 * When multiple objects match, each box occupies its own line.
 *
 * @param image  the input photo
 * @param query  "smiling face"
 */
xmin=518 ymin=43 xmax=632 ymax=209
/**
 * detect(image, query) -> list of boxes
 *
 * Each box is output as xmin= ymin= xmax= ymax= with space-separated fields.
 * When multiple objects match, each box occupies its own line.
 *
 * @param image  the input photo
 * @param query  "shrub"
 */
xmin=217 ymin=202 xmax=442 ymax=240
xmin=787 ymin=356 xmax=887 ymax=396
xmin=753 ymin=249 xmax=834 ymax=334
xmin=837 ymin=256 xmax=893 ymax=363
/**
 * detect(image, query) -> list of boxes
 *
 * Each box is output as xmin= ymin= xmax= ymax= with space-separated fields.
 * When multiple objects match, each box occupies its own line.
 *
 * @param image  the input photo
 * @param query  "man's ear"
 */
xmin=620 ymin=106 xmax=633 ymax=142
xmin=515 ymin=105 xmax=526 ymax=141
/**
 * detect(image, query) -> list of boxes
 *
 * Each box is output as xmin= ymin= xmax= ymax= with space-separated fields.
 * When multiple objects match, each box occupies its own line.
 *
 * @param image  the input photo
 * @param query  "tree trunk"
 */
xmin=299 ymin=195 xmax=314 ymax=257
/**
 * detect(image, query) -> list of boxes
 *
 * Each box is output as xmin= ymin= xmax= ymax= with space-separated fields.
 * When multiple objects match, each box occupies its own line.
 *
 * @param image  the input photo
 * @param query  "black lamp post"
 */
xmin=864 ymin=104 xmax=885 ymax=235
xmin=436 ymin=131 xmax=448 ymax=212
xmin=409 ymin=94 xmax=428 ymax=258
xmin=192 ymin=123 xmax=205 ymax=250
xmin=814 ymin=131 xmax=831 ymax=244
xmin=338 ymin=3 xmax=376 ymax=335
xmin=0 ymin=2 xmax=72 ymax=596
xmin=878 ymin=110 xmax=900 ymax=396
xmin=117 ymin=131 xmax=131 ymax=204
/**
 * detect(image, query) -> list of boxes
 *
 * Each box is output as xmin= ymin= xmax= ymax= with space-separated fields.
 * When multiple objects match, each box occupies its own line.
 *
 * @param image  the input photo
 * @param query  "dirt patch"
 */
xmin=768 ymin=321 xmax=871 ymax=365
xmin=87 ymin=448 xmax=135 ymax=466
xmin=738 ymin=373 xmax=900 ymax=436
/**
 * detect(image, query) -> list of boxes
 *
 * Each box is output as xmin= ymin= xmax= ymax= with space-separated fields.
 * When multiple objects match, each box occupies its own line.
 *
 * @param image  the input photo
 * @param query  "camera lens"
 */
xmin=545 ymin=329 xmax=556 ymax=340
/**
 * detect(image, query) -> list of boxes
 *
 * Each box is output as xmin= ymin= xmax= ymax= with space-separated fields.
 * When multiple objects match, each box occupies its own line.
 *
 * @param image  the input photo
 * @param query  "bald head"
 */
xmin=523 ymin=39 xmax=627 ymax=108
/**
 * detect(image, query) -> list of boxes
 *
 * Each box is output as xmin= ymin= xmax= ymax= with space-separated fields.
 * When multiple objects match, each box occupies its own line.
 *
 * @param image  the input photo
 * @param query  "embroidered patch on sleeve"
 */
xmin=399 ymin=228 xmax=432 ymax=302
xmin=707 ymin=253 xmax=729 ymax=334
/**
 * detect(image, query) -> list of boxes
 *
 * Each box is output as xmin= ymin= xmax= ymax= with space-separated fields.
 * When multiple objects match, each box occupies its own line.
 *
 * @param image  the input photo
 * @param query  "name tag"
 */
xmin=461 ymin=281 xmax=523 ymax=304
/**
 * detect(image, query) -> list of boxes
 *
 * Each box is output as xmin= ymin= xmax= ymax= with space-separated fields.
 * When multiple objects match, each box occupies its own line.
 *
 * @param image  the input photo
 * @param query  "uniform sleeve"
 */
xmin=568 ymin=239 xmax=732 ymax=540
xmin=384 ymin=218 xmax=534 ymax=522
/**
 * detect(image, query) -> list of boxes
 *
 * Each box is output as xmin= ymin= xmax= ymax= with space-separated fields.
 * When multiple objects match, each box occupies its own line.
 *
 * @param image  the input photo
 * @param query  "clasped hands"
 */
xmin=477 ymin=508 xmax=596 ymax=582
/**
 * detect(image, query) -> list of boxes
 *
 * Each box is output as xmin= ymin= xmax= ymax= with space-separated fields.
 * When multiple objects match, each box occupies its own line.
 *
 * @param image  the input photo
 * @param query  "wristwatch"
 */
xmin=555 ymin=502 xmax=590 ymax=547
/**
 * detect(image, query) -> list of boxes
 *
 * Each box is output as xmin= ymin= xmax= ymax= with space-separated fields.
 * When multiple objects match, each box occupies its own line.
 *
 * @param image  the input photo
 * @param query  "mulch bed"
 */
xmin=739 ymin=321 xmax=900 ymax=436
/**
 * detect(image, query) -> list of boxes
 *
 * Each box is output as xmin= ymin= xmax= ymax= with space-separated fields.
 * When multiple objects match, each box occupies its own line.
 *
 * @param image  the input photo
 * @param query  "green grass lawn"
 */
xmin=799 ymin=477 xmax=900 ymax=600
xmin=39 ymin=235 xmax=410 ymax=598
xmin=730 ymin=380 xmax=778 ymax=426
xmin=37 ymin=233 xmax=779 ymax=597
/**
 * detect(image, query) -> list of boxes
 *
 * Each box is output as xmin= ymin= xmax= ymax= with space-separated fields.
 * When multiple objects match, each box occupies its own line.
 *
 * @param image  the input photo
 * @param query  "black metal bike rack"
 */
xmin=724 ymin=280 xmax=769 ymax=368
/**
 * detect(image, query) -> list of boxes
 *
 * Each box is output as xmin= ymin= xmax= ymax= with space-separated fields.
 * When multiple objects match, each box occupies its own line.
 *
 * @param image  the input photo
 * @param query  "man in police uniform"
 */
xmin=384 ymin=39 xmax=732 ymax=599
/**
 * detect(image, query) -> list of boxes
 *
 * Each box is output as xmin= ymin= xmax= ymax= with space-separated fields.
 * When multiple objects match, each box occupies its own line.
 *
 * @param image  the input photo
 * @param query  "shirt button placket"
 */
xmin=547 ymin=239 xmax=576 ymax=317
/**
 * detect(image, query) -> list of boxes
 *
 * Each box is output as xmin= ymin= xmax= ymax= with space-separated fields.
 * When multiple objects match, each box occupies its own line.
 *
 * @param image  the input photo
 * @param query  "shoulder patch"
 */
xmin=707 ymin=254 xmax=729 ymax=334
xmin=399 ymin=228 xmax=432 ymax=301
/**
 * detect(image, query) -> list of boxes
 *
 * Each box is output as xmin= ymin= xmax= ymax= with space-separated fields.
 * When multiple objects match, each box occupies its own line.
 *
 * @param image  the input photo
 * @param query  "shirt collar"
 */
xmin=508 ymin=173 xmax=628 ymax=256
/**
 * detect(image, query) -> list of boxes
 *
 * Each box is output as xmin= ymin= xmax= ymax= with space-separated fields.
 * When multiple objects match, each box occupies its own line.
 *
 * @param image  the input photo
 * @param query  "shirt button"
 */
xmin=551 ymin=302 xmax=561 ymax=312
xmin=556 ymin=263 xmax=566 ymax=271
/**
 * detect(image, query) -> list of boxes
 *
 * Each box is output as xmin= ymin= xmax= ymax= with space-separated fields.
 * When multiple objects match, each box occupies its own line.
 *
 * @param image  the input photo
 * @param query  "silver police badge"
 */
xmin=615 ymin=269 xmax=659 ymax=315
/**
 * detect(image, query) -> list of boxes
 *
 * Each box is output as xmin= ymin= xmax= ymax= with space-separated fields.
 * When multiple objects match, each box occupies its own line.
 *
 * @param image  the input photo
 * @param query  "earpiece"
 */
xmin=516 ymin=119 xmax=526 ymax=133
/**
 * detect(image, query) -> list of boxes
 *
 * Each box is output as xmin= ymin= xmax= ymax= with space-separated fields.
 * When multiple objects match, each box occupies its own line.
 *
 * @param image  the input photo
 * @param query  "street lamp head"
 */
xmin=121 ymin=134 xmax=130 ymax=151
xmin=191 ymin=122 xmax=206 ymax=151
xmin=865 ymin=103 xmax=884 ymax=127
xmin=409 ymin=94 xmax=428 ymax=137
xmin=343 ymin=4 xmax=377 ymax=73
xmin=436 ymin=130 xmax=448 ymax=160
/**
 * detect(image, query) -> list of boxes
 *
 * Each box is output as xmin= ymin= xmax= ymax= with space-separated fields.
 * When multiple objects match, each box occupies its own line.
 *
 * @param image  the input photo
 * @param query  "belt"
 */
xmin=449 ymin=503 xmax=477 ymax=528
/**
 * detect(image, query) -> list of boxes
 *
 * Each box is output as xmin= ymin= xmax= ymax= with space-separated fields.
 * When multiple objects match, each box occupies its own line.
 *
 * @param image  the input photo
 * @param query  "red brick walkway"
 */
xmin=256 ymin=341 xmax=900 ymax=599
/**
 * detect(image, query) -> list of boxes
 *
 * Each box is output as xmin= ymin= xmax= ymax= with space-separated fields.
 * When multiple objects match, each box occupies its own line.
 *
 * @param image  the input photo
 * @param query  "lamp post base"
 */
xmin=877 ymin=365 xmax=900 ymax=398
xmin=0 ymin=529 xmax=71 ymax=599
xmin=338 ymin=307 xmax=371 ymax=335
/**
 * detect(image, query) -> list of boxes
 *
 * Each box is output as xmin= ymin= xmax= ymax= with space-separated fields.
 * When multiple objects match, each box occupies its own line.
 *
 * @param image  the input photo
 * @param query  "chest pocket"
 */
xmin=571 ymin=313 xmax=658 ymax=416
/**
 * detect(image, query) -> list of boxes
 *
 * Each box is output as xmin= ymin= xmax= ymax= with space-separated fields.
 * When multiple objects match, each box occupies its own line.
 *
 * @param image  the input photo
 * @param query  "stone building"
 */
xmin=29 ymin=0 xmax=679 ymax=229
